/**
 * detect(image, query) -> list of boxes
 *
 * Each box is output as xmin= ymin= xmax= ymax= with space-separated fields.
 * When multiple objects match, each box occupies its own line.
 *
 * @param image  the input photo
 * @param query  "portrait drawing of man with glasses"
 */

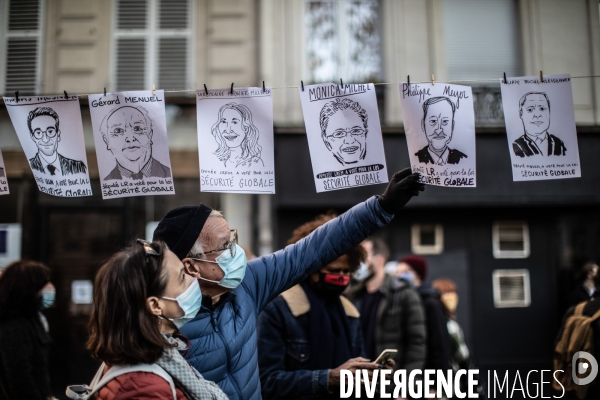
xmin=27 ymin=107 xmax=87 ymax=176
xmin=415 ymin=96 xmax=467 ymax=165
xmin=319 ymin=98 xmax=368 ymax=165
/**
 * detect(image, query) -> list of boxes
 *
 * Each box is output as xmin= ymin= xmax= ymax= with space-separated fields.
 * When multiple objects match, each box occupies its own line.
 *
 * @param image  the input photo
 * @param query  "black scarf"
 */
xmin=301 ymin=280 xmax=354 ymax=370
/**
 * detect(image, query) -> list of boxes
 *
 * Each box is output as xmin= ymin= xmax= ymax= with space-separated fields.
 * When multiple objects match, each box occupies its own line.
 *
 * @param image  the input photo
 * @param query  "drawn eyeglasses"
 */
xmin=190 ymin=229 xmax=238 ymax=261
xmin=32 ymin=127 xmax=58 ymax=140
xmin=327 ymin=127 xmax=366 ymax=140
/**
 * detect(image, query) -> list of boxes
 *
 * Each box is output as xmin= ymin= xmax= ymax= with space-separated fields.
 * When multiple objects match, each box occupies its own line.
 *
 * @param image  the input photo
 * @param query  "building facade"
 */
xmin=0 ymin=0 xmax=599 ymax=395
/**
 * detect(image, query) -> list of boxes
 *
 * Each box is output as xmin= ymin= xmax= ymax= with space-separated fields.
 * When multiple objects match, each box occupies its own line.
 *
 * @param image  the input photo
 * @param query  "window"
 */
xmin=493 ymin=221 xmax=530 ymax=259
xmin=492 ymin=269 xmax=531 ymax=308
xmin=0 ymin=224 xmax=22 ymax=268
xmin=443 ymin=0 xmax=519 ymax=81
xmin=0 ymin=0 xmax=44 ymax=95
xmin=305 ymin=0 xmax=381 ymax=83
xmin=112 ymin=0 xmax=193 ymax=91
xmin=411 ymin=224 xmax=444 ymax=255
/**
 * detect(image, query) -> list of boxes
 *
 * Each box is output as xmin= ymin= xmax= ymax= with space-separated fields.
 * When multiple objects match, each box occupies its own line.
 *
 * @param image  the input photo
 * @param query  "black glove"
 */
xmin=378 ymin=168 xmax=425 ymax=214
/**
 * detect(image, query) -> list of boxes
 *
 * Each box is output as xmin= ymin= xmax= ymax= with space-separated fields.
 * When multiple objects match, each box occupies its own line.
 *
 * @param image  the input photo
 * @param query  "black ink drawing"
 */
xmin=212 ymin=102 xmax=264 ymax=168
xmin=319 ymin=98 xmax=368 ymax=165
xmin=100 ymin=105 xmax=171 ymax=180
xmin=415 ymin=97 xmax=467 ymax=165
xmin=26 ymin=107 xmax=87 ymax=176
xmin=512 ymin=92 xmax=567 ymax=158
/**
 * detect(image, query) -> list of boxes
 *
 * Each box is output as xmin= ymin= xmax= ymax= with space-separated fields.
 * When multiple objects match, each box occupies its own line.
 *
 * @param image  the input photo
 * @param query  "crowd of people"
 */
xmin=0 ymin=167 xmax=512 ymax=399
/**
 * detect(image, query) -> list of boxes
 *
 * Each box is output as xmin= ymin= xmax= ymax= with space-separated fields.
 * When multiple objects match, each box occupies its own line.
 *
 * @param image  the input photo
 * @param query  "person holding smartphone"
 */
xmin=257 ymin=213 xmax=392 ymax=399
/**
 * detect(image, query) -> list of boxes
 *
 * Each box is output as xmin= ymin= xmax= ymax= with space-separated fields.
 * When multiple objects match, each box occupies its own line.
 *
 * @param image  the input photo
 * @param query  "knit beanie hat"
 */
xmin=399 ymin=255 xmax=428 ymax=282
xmin=153 ymin=204 xmax=213 ymax=259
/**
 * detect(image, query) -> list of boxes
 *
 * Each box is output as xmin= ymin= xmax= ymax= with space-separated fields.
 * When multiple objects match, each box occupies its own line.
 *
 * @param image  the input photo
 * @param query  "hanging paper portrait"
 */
xmin=3 ymin=95 xmax=92 ymax=197
xmin=299 ymin=83 xmax=389 ymax=193
xmin=196 ymin=87 xmax=275 ymax=194
xmin=500 ymin=74 xmax=581 ymax=181
xmin=0 ymin=147 xmax=8 ymax=195
xmin=88 ymin=90 xmax=175 ymax=199
xmin=399 ymin=82 xmax=476 ymax=187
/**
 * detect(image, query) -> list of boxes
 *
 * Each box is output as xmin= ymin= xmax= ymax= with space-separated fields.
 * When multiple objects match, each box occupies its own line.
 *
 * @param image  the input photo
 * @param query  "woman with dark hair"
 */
xmin=84 ymin=239 xmax=226 ymax=399
xmin=257 ymin=213 xmax=391 ymax=400
xmin=0 ymin=260 xmax=55 ymax=400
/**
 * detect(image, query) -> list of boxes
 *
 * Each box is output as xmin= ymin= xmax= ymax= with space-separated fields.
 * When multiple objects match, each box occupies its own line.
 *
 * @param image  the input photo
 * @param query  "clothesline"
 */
xmin=3 ymin=74 xmax=598 ymax=101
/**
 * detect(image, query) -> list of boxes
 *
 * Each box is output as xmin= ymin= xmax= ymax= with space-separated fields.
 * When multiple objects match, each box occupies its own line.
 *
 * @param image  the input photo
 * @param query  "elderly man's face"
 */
xmin=324 ymin=110 xmax=366 ymax=164
xmin=30 ymin=115 xmax=60 ymax=157
xmin=218 ymin=108 xmax=246 ymax=148
xmin=423 ymin=101 xmax=454 ymax=152
xmin=105 ymin=107 xmax=152 ymax=172
xmin=521 ymin=94 xmax=550 ymax=136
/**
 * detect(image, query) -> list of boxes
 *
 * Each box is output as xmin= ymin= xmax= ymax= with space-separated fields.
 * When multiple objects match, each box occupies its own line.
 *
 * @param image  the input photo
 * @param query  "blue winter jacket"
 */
xmin=179 ymin=196 xmax=393 ymax=400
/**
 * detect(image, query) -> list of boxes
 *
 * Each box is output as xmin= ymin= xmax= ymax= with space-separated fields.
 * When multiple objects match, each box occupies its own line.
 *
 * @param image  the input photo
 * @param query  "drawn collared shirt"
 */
xmin=427 ymin=147 xmax=450 ymax=166
xmin=39 ymin=152 xmax=62 ymax=176
xmin=527 ymin=132 xmax=549 ymax=156
xmin=117 ymin=158 xmax=153 ymax=180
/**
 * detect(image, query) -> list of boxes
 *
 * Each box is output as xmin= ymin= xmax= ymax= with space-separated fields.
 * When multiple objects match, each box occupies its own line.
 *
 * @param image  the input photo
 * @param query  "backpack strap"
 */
xmin=66 ymin=363 xmax=177 ymax=399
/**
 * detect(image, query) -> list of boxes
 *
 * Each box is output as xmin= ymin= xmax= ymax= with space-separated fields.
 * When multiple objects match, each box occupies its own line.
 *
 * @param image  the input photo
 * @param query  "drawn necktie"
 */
xmin=47 ymin=165 xmax=57 ymax=175
xmin=131 ymin=172 xmax=144 ymax=180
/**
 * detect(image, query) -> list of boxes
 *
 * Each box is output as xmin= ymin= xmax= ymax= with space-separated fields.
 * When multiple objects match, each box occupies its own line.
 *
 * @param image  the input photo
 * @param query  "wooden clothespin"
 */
xmin=431 ymin=74 xmax=435 ymax=85
xmin=152 ymin=84 xmax=156 ymax=96
xmin=539 ymin=71 xmax=544 ymax=83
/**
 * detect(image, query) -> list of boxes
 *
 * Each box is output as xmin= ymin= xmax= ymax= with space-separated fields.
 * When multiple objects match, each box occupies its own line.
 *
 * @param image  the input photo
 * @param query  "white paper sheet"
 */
xmin=88 ymin=90 xmax=175 ymax=199
xmin=500 ymin=74 xmax=581 ymax=181
xmin=299 ymin=83 xmax=389 ymax=192
xmin=3 ymin=95 xmax=92 ymax=197
xmin=0 ymin=147 xmax=8 ymax=195
xmin=196 ymin=87 xmax=275 ymax=194
xmin=399 ymin=82 xmax=476 ymax=187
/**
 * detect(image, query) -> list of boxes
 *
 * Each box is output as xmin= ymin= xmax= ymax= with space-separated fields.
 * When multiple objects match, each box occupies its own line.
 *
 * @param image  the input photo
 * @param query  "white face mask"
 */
xmin=353 ymin=262 xmax=371 ymax=282
xmin=196 ymin=243 xmax=247 ymax=289
xmin=161 ymin=279 xmax=202 ymax=329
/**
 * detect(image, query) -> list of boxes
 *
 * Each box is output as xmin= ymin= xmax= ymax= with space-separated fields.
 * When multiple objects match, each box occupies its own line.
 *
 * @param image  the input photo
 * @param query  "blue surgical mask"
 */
xmin=398 ymin=272 xmax=415 ymax=286
xmin=162 ymin=279 xmax=202 ymax=329
xmin=198 ymin=243 xmax=247 ymax=289
xmin=41 ymin=290 xmax=55 ymax=309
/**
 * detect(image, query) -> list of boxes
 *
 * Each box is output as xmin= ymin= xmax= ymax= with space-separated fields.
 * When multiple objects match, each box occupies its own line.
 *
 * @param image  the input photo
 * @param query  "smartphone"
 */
xmin=374 ymin=349 xmax=397 ymax=365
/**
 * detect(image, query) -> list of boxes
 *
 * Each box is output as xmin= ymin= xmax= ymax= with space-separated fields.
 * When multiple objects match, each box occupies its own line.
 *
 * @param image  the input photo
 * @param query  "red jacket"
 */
xmin=94 ymin=369 xmax=188 ymax=400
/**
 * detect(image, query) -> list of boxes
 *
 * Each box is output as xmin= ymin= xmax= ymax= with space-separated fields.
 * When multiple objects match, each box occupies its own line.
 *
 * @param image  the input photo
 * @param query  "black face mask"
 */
xmin=314 ymin=273 xmax=351 ymax=298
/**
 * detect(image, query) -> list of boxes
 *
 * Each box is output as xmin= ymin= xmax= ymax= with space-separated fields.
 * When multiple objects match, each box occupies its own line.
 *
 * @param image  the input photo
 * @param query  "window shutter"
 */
xmin=157 ymin=0 xmax=189 ymax=90
xmin=3 ymin=0 xmax=42 ymax=94
xmin=116 ymin=0 xmax=147 ymax=29
xmin=444 ymin=0 xmax=519 ymax=81
xmin=158 ymin=37 xmax=187 ymax=89
xmin=114 ymin=0 xmax=148 ymax=91
xmin=115 ymin=38 xmax=146 ymax=91
xmin=493 ymin=269 xmax=531 ymax=308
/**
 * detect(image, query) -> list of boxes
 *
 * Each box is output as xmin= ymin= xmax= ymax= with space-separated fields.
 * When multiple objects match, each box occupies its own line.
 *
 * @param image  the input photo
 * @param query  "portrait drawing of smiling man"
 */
xmin=415 ymin=96 xmax=467 ymax=165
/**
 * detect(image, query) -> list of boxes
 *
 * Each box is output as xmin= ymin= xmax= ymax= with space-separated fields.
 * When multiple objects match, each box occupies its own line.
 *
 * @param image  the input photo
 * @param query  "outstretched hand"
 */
xmin=378 ymin=168 xmax=425 ymax=214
